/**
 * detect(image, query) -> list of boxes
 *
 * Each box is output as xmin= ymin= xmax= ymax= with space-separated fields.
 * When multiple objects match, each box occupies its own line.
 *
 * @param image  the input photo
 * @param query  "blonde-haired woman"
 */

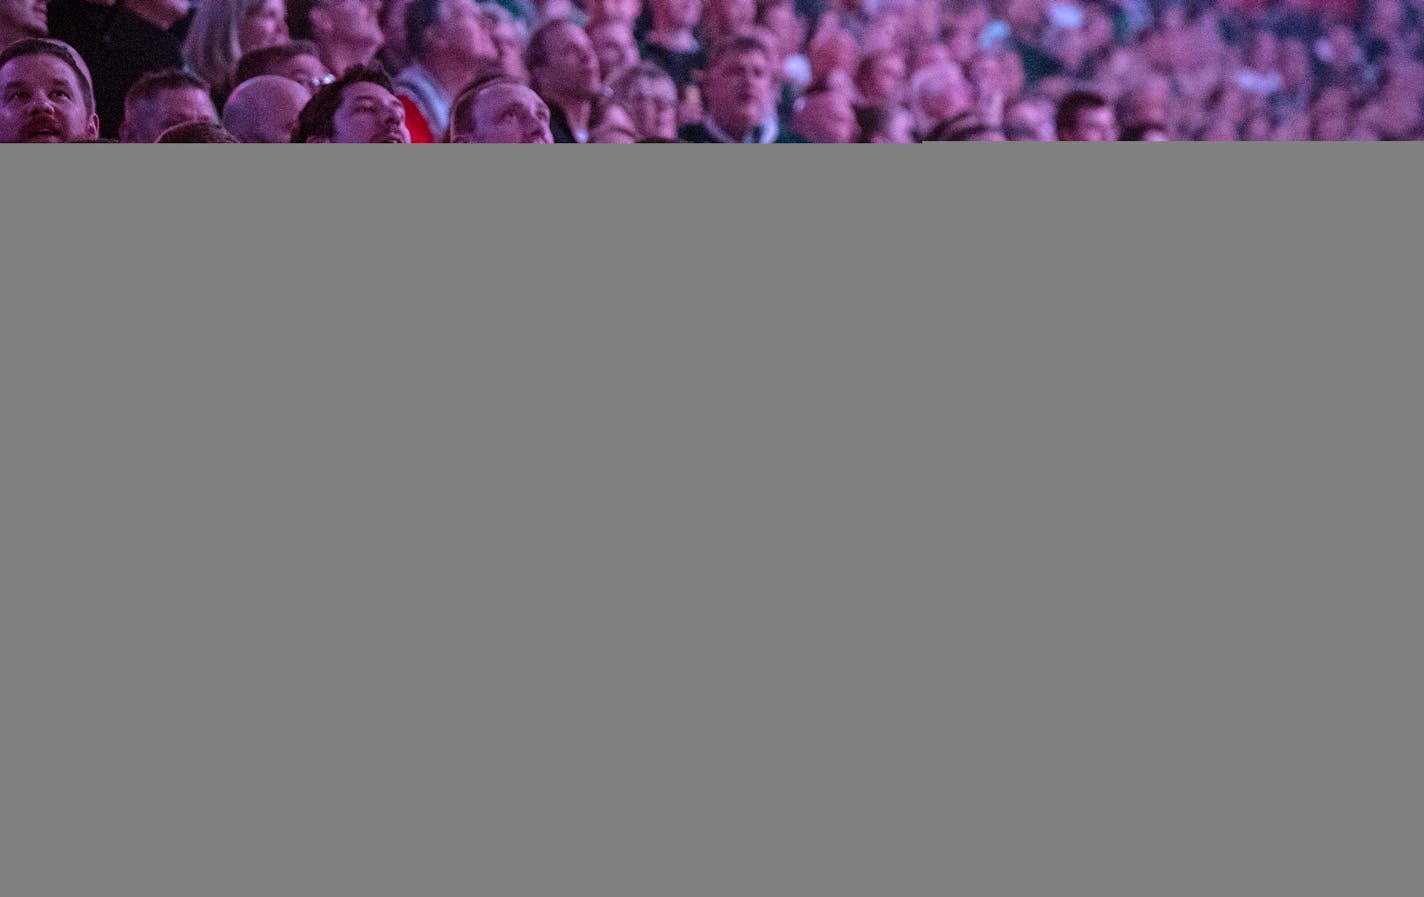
xmin=185 ymin=0 xmax=291 ymax=104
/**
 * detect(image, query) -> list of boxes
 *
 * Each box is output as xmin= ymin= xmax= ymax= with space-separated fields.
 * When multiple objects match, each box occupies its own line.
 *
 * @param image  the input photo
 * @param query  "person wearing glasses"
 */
xmin=288 ymin=0 xmax=385 ymax=78
xmin=393 ymin=0 xmax=497 ymax=142
xmin=608 ymin=61 xmax=678 ymax=141
xmin=234 ymin=39 xmax=334 ymax=91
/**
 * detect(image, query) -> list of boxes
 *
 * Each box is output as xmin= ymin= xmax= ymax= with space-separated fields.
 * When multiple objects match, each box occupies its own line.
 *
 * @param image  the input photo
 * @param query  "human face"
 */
xmin=706 ymin=48 xmax=773 ymax=136
xmin=327 ymin=80 xmax=408 ymax=142
xmin=0 ymin=0 xmax=48 ymax=40
xmin=0 ymin=53 xmax=99 ymax=142
xmin=125 ymin=86 xmax=218 ymax=143
xmin=274 ymin=53 xmax=334 ymax=91
xmin=1005 ymin=100 xmax=1050 ymax=140
xmin=1066 ymin=106 xmax=1115 ymax=141
xmin=314 ymin=0 xmax=384 ymax=48
xmin=589 ymin=22 xmax=638 ymax=82
xmin=623 ymin=75 xmax=677 ymax=139
xmin=429 ymin=0 xmax=496 ymax=65
xmin=490 ymin=17 xmax=527 ymax=79
xmin=591 ymin=102 xmax=638 ymax=142
xmin=795 ymin=91 xmax=856 ymax=142
xmin=538 ymin=23 xmax=601 ymax=102
xmin=239 ymin=0 xmax=289 ymax=55
xmin=464 ymin=82 xmax=552 ymax=142
xmin=864 ymin=52 xmax=906 ymax=106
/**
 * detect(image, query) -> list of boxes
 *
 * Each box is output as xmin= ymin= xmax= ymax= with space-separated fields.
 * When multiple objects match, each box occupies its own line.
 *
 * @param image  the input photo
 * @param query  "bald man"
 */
xmin=222 ymin=74 xmax=312 ymax=143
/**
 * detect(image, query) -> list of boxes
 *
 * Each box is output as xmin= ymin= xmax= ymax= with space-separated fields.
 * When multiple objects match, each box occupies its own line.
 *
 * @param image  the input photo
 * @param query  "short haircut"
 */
xmin=405 ymin=0 xmax=445 ymax=63
xmin=524 ymin=19 xmax=576 ymax=76
xmin=292 ymin=62 xmax=395 ymax=141
xmin=234 ymin=40 xmax=323 ymax=86
xmin=707 ymin=32 xmax=773 ymax=72
xmin=1055 ymin=90 xmax=1108 ymax=136
xmin=157 ymin=120 xmax=242 ymax=142
xmin=125 ymin=68 xmax=212 ymax=116
xmin=448 ymin=66 xmax=524 ymax=139
xmin=0 ymin=38 xmax=96 ymax=116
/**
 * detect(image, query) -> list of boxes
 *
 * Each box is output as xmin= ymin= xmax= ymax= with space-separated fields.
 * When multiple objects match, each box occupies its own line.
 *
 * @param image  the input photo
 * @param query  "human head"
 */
xmin=793 ymin=86 xmax=857 ymax=142
xmin=298 ymin=0 xmax=384 ymax=60
xmin=855 ymin=48 xmax=906 ymax=108
xmin=907 ymin=62 xmax=972 ymax=136
xmin=0 ymin=0 xmax=48 ymax=47
xmin=525 ymin=19 xmax=600 ymax=107
xmin=293 ymin=62 xmax=409 ymax=141
xmin=609 ymin=61 xmax=678 ymax=140
xmin=449 ymin=75 xmax=552 ymax=141
xmin=121 ymin=69 xmax=219 ymax=143
xmin=234 ymin=40 xmax=332 ymax=89
xmin=1055 ymin=89 xmax=1115 ymax=141
xmin=0 ymin=38 xmax=98 ymax=143
xmin=481 ymin=3 xmax=528 ymax=80
xmin=704 ymin=0 xmax=755 ymax=43
xmin=185 ymin=0 xmax=291 ymax=94
xmin=223 ymin=73 xmax=311 ymax=140
xmin=405 ymin=0 xmax=495 ymax=68
xmin=156 ymin=120 xmax=242 ymax=142
xmin=702 ymin=32 xmax=776 ymax=138
xmin=925 ymin=110 xmax=1003 ymax=141
xmin=587 ymin=19 xmax=638 ymax=84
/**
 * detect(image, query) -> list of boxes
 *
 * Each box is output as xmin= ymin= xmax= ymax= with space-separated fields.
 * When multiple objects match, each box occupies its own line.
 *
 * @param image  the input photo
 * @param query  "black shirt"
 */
xmin=47 ymin=0 xmax=190 ymax=139
xmin=641 ymin=41 xmax=706 ymax=93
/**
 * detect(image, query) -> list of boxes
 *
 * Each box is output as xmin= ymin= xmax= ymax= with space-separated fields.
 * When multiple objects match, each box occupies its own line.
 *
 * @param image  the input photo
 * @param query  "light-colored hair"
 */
xmin=185 ymin=0 xmax=281 ymax=94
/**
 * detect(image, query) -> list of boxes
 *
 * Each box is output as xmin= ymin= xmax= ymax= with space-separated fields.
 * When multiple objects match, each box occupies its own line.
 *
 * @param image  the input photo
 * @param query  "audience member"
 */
xmin=0 ymin=37 xmax=99 ymax=142
xmin=185 ymin=0 xmax=290 ymax=103
xmin=293 ymin=60 xmax=409 ymax=141
xmin=526 ymin=18 xmax=600 ymax=142
xmin=288 ymin=0 xmax=384 ymax=77
xmin=120 ymin=68 xmax=219 ymax=142
xmin=223 ymin=72 xmax=311 ymax=140
xmin=395 ymin=0 xmax=497 ymax=141
xmin=448 ymin=72 xmax=553 ymax=141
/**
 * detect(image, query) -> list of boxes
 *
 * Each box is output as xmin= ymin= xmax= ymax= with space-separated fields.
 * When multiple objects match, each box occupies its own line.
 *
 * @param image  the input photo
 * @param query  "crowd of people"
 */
xmin=3 ymin=0 xmax=1422 ymax=141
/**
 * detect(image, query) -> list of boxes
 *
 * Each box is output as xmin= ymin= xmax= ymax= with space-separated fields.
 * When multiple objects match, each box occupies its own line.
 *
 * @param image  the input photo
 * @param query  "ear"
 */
xmin=84 ymin=113 xmax=100 ymax=142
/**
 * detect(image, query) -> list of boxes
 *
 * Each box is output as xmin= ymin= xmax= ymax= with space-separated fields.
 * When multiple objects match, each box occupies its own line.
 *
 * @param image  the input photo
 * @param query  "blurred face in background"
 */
xmin=588 ymin=20 xmax=638 ymax=83
xmin=240 ymin=0 xmax=290 ymax=55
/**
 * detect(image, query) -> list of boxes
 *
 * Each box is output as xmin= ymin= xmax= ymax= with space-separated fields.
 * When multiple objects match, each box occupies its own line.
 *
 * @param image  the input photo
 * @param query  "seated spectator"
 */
xmin=481 ymin=3 xmax=529 ymax=80
xmin=642 ymin=0 xmax=705 ymax=91
xmin=0 ymin=37 xmax=100 ymax=143
xmin=585 ymin=0 xmax=642 ymax=28
xmin=395 ymin=0 xmax=497 ymax=142
xmin=906 ymin=62 xmax=974 ymax=138
xmin=222 ymin=73 xmax=311 ymax=140
xmin=185 ymin=0 xmax=291 ymax=105
xmin=1054 ymin=89 xmax=1116 ymax=140
xmin=679 ymin=32 xmax=802 ymax=141
xmin=447 ymin=73 xmax=553 ymax=141
xmin=608 ymin=60 xmax=678 ymax=140
xmin=792 ymin=84 xmax=857 ymax=142
xmin=588 ymin=18 xmax=639 ymax=86
xmin=701 ymin=0 xmax=754 ymax=47
xmin=293 ymin=60 xmax=408 ymax=141
xmin=156 ymin=119 xmax=242 ymax=141
xmin=47 ymin=0 xmax=191 ymax=138
xmin=121 ymin=69 xmax=219 ymax=142
xmin=854 ymin=47 xmax=906 ymax=110
xmin=0 ymin=0 xmax=49 ymax=49
xmin=234 ymin=39 xmax=333 ymax=90
xmin=526 ymin=19 xmax=600 ymax=142
xmin=288 ymin=0 xmax=385 ymax=77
